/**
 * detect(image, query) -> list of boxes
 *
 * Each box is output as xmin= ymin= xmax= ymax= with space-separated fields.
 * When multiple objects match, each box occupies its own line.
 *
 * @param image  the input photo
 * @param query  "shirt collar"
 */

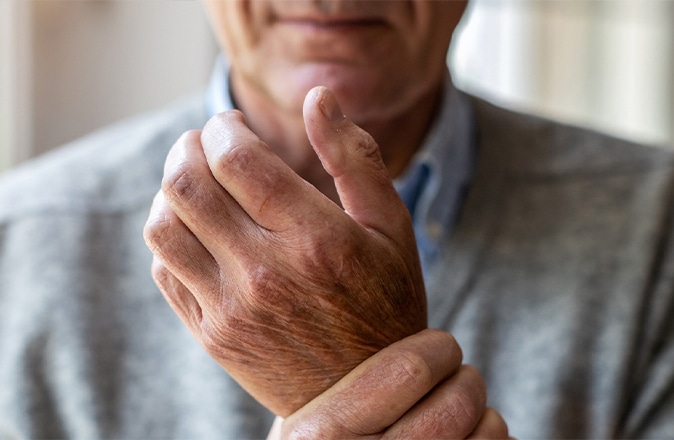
xmin=393 ymin=71 xmax=476 ymax=264
xmin=206 ymin=54 xmax=235 ymax=117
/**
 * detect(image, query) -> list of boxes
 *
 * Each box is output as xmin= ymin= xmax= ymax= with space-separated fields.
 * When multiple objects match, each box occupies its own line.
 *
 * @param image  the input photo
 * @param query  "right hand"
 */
xmin=144 ymin=87 xmax=427 ymax=416
xmin=269 ymin=329 xmax=511 ymax=439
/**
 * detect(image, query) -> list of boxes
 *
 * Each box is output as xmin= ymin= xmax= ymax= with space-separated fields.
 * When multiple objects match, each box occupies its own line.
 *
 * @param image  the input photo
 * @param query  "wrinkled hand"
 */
xmin=267 ymin=330 xmax=511 ymax=439
xmin=143 ymin=87 xmax=426 ymax=416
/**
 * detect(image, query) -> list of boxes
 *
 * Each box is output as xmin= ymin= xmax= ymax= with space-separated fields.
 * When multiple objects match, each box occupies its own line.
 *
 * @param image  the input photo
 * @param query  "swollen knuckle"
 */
xmin=205 ymin=112 xmax=266 ymax=176
xmin=289 ymin=226 xmax=347 ymax=278
xmin=162 ymin=161 xmax=200 ymax=204
xmin=217 ymin=141 xmax=256 ymax=176
xmin=308 ymin=234 xmax=343 ymax=265
xmin=239 ymin=262 xmax=300 ymax=319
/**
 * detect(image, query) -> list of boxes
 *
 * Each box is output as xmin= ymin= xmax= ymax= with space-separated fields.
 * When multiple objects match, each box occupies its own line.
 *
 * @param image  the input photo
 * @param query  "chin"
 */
xmin=274 ymin=63 xmax=402 ymax=123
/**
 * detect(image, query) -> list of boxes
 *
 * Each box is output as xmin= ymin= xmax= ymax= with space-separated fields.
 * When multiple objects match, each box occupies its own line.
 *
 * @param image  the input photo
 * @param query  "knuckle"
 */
xmin=162 ymin=130 xmax=204 ymax=203
xmin=352 ymin=129 xmax=385 ymax=168
xmin=204 ymin=110 xmax=265 ymax=178
xmin=413 ymin=386 xmax=483 ymax=439
xmin=245 ymin=263 xmax=281 ymax=301
xmin=211 ymin=138 xmax=272 ymax=190
xmin=328 ymin=124 xmax=384 ymax=178
xmin=199 ymin=318 xmax=229 ymax=356
xmin=162 ymin=160 xmax=201 ymax=205
xmin=202 ymin=111 xmax=244 ymax=146
xmin=449 ymin=385 xmax=482 ymax=428
xmin=386 ymin=348 xmax=434 ymax=394
xmin=143 ymin=209 xmax=193 ymax=269
xmin=143 ymin=213 xmax=175 ymax=257
xmin=309 ymin=220 xmax=357 ymax=264
xmin=351 ymin=126 xmax=378 ymax=156
xmin=281 ymin=220 xmax=351 ymax=283
xmin=396 ymin=365 xmax=487 ymax=439
xmin=445 ymin=366 xmax=486 ymax=432
xmin=218 ymin=142 xmax=257 ymax=176
xmin=239 ymin=262 xmax=297 ymax=317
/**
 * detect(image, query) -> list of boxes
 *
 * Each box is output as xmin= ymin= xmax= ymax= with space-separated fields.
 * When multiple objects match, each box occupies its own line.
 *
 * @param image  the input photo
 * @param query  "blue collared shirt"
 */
xmin=206 ymin=56 xmax=476 ymax=272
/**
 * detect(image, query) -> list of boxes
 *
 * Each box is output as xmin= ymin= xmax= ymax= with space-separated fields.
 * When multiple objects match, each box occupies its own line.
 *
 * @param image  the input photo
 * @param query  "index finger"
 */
xmin=282 ymin=329 xmax=463 ymax=438
xmin=200 ymin=110 xmax=343 ymax=233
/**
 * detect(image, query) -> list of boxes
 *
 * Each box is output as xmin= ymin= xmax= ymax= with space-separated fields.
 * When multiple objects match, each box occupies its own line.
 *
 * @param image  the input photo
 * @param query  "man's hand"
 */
xmin=267 ymin=330 xmax=510 ymax=439
xmin=143 ymin=87 xmax=426 ymax=416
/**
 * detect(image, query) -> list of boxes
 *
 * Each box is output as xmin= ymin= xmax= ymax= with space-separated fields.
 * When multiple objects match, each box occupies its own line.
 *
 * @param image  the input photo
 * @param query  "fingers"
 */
xmin=282 ymin=329 xmax=463 ymax=438
xmin=150 ymin=257 xmax=203 ymax=336
xmin=303 ymin=86 xmax=410 ymax=239
xmin=159 ymin=128 xmax=255 ymax=244
xmin=163 ymin=88 xmax=411 ymax=249
xmin=143 ymin=187 xmax=222 ymax=314
xmin=382 ymin=365 xmax=487 ymax=439
xmin=200 ymin=110 xmax=343 ymax=233
xmin=467 ymin=408 xmax=511 ymax=439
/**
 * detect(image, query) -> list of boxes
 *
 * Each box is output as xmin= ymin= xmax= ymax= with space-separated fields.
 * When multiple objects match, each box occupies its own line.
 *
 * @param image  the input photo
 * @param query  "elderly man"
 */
xmin=1 ymin=0 xmax=673 ymax=438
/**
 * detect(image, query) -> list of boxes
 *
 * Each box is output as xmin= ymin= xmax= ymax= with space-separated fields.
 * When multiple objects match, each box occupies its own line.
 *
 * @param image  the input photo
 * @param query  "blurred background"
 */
xmin=1 ymin=0 xmax=673 ymax=173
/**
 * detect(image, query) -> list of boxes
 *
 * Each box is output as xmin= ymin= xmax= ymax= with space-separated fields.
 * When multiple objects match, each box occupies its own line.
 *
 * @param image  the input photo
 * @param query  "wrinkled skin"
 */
xmin=144 ymin=87 xmax=426 ymax=416
xmin=269 ymin=330 xmax=511 ymax=439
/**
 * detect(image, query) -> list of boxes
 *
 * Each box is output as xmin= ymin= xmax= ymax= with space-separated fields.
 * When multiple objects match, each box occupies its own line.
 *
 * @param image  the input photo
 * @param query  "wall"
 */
xmin=452 ymin=0 xmax=674 ymax=147
xmin=1 ymin=0 xmax=217 ymax=170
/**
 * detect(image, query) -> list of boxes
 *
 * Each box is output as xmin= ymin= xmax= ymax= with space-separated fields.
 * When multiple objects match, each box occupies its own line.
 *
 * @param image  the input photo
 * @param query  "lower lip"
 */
xmin=279 ymin=19 xmax=386 ymax=34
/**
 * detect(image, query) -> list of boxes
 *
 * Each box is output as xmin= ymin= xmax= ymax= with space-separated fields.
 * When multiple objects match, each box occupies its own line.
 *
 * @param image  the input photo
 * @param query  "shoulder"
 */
xmin=0 ymin=93 xmax=209 ymax=223
xmin=466 ymin=93 xmax=674 ymax=178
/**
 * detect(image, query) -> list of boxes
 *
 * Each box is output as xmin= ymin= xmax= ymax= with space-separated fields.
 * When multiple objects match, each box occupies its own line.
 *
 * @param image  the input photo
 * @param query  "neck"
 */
xmin=229 ymin=72 xmax=444 ymax=202
xmin=357 ymin=85 xmax=442 ymax=179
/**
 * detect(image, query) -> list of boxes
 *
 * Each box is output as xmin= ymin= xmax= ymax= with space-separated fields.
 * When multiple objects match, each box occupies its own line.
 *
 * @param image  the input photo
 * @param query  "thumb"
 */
xmin=303 ymin=86 xmax=410 ymax=236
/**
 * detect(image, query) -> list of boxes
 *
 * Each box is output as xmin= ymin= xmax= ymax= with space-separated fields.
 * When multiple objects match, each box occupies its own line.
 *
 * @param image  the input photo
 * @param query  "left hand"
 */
xmin=267 ymin=329 xmax=511 ymax=439
xmin=143 ymin=87 xmax=427 ymax=416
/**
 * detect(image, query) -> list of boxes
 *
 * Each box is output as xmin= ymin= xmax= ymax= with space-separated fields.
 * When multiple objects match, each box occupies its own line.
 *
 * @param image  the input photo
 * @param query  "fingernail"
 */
xmin=319 ymin=88 xmax=345 ymax=123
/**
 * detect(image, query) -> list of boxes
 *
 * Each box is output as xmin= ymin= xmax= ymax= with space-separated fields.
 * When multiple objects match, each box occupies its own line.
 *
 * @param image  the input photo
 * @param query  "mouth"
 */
xmin=274 ymin=14 xmax=388 ymax=33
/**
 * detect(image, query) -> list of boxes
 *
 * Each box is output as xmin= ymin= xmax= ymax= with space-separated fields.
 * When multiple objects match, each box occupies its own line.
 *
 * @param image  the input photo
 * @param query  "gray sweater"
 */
xmin=0 ymin=92 xmax=673 ymax=439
